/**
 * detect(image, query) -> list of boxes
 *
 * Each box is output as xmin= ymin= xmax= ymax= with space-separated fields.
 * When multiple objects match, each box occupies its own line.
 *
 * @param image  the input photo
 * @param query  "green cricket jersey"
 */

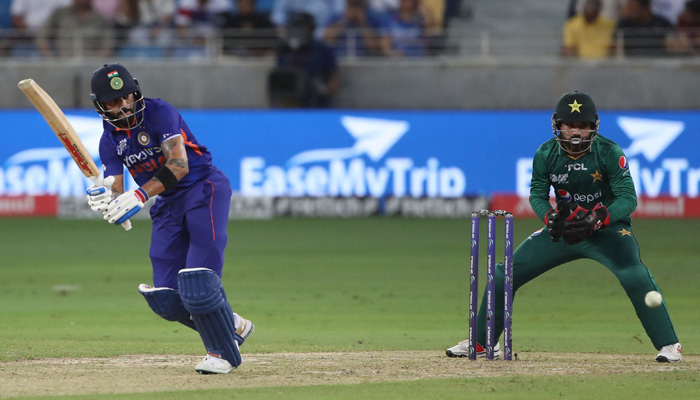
xmin=475 ymin=134 xmax=679 ymax=351
xmin=529 ymin=134 xmax=637 ymax=225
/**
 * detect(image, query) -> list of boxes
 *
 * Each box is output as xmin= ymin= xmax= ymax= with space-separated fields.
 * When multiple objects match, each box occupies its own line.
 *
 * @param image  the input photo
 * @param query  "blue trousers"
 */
xmin=148 ymin=167 xmax=232 ymax=289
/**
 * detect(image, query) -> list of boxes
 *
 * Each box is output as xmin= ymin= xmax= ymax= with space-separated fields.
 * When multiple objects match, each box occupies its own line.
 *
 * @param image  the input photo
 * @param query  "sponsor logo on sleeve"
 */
xmin=619 ymin=155 xmax=628 ymax=169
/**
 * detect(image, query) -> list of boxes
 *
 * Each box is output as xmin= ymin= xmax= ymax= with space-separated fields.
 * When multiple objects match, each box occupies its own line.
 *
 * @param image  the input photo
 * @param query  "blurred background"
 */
xmin=1 ymin=0 xmax=699 ymax=219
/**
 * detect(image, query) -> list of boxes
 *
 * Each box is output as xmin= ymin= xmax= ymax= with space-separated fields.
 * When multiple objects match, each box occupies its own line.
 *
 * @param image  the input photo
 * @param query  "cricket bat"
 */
xmin=17 ymin=78 xmax=132 ymax=231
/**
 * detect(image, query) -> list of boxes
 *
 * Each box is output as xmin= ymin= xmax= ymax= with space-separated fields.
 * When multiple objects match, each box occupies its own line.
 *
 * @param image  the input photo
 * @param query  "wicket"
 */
xmin=469 ymin=209 xmax=514 ymax=360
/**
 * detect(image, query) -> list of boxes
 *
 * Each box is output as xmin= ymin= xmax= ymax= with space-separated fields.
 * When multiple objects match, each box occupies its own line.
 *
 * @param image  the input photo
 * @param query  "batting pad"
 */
xmin=177 ymin=268 xmax=242 ymax=367
xmin=138 ymin=284 xmax=196 ymax=330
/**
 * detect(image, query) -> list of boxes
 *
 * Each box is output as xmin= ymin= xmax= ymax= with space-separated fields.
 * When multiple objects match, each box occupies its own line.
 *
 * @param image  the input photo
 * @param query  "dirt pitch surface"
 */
xmin=1 ymin=351 xmax=697 ymax=398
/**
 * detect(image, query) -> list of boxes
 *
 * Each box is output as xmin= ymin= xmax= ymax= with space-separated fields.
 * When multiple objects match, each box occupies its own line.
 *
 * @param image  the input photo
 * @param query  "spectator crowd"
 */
xmin=1 ymin=0 xmax=698 ymax=109
xmin=2 ymin=0 xmax=695 ymax=60
xmin=0 ymin=0 xmax=462 ymax=58
xmin=563 ymin=0 xmax=700 ymax=59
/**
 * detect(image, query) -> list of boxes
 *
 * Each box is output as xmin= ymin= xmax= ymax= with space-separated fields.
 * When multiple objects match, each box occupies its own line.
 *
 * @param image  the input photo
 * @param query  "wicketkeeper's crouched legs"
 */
xmin=614 ymin=265 xmax=679 ymax=349
xmin=586 ymin=225 xmax=680 ymax=350
xmin=177 ymin=267 xmax=242 ymax=368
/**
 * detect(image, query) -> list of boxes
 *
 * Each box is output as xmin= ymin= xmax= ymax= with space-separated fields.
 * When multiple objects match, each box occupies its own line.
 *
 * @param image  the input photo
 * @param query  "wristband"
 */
xmin=135 ymin=187 xmax=149 ymax=203
xmin=154 ymin=166 xmax=179 ymax=190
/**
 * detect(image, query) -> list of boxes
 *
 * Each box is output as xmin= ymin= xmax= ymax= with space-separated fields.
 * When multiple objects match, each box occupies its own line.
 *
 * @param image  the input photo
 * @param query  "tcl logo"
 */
xmin=566 ymin=163 xmax=588 ymax=172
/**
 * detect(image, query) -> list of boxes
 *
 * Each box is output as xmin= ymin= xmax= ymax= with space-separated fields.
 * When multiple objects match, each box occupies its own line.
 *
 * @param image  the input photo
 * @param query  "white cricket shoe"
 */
xmin=656 ymin=342 xmax=682 ymax=363
xmin=234 ymin=313 xmax=255 ymax=343
xmin=446 ymin=340 xmax=502 ymax=358
xmin=195 ymin=354 xmax=236 ymax=374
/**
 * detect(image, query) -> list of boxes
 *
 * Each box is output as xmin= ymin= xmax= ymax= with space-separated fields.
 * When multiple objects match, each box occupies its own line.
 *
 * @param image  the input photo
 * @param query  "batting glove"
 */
xmin=104 ymin=188 xmax=149 ymax=225
xmin=86 ymin=175 xmax=115 ymax=212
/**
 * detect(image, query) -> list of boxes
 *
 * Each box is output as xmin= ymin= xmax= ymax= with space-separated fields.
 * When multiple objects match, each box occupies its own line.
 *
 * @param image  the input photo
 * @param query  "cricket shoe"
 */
xmin=656 ymin=342 xmax=682 ymax=363
xmin=446 ymin=340 xmax=501 ymax=358
xmin=234 ymin=313 xmax=255 ymax=345
xmin=195 ymin=353 xmax=236 ymax=374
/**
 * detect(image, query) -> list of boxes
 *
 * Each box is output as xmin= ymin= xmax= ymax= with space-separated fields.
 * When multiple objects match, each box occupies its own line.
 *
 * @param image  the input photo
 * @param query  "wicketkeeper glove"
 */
xmin=86 ymin=175 xmax=115 ymax=212
xmin=561 ymin=203 xmax=610 ymax=245
xmin=104 ymin=188 xmax=149 ymax=225
xmin=544 ymin=199 xmax=577 ymax=242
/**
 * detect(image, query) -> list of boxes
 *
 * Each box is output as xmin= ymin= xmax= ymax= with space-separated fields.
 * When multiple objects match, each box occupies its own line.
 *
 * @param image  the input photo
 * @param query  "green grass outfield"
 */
xmin=0 ymin=217 xmax=698 ymax=398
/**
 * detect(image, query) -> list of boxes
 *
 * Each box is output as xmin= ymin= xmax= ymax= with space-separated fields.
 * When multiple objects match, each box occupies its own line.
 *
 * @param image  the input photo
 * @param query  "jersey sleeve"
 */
xmin=98 ymin=134 xmax=124 ymax=178
xmin=603 ymin=144 xmax=637 ymax=222
xmin=529 ymin=146 xmax=553 ymax=222
xmin=150 ymin=101 xmax=184 ymax=143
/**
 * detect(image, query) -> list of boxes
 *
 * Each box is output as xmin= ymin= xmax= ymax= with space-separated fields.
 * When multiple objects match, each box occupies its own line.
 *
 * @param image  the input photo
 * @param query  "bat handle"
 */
xmin=121 ymin=219 xmax=132 ymax=231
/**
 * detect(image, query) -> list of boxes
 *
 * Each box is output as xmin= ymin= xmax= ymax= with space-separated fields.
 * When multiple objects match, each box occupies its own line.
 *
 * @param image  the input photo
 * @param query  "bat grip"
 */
xmin=121 ymin=219 xmax=132 ymax=231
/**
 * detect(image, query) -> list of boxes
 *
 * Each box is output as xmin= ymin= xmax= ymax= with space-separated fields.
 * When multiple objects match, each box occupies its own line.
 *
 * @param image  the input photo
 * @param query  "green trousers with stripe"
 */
xmin=476 ymin=221 xmax=678 ymax=350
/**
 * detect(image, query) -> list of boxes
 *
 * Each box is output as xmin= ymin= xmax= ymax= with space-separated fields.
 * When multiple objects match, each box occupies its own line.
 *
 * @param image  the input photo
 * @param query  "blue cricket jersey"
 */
xmin=98 ymin=98 xmax=214 ymax=196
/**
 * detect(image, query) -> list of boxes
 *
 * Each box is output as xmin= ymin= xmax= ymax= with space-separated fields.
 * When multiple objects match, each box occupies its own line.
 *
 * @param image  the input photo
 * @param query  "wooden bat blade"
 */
xmin=18 ymin=78 xmax=100 ymax=178
xmin=18 ymin=79 xmax=133 ymax=231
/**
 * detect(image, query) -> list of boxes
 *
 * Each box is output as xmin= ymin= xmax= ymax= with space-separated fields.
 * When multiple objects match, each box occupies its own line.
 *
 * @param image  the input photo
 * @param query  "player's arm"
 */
xmin=104 ymin=135 xmax=189 ymax=225
xmin=605 ymin=150 xmax=637 ymax=222
xmin=528 ymin=147 xmax=571 ymax=241
xmin=528 ymin=148 xmax=553 ymax=221
xmin=140 ymin=135 xmax=189 ymax=198
xmin=110 ymin=174 xmax=125 ymax=196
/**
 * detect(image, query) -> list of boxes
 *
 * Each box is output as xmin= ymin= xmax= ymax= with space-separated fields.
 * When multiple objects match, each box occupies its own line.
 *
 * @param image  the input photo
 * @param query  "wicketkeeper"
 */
xmin=447 ymin=91 xmax=682 ymax=362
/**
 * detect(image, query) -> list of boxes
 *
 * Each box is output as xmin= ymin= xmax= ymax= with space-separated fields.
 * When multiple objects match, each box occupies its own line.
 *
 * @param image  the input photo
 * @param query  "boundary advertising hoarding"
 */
xmin=1 ymin=110 xmax=698 ymax=217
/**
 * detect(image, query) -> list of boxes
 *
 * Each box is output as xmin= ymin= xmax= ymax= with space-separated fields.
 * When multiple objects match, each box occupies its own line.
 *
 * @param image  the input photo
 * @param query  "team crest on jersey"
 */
xmin=137 ymin=132 xmax=151 ymax=146
xmin=557 ymin=190 xmax=572 ymax=202
xmin=116 ymin=138 xmax=128 ymax=156
xmin=110 ymin=77 xmax=124 ymax=90
xmin=619 ymin=156 xmax=628 ymax=169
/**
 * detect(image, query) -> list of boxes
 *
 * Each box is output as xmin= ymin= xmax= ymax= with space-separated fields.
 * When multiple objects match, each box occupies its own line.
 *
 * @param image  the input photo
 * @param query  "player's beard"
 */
xmin=567 ymin=136 xmax=585 ymax=154
xmin=107 ymin=106 xmax=136 ymax=129
xmin=561 ymin=133 xmax=593 ymax=156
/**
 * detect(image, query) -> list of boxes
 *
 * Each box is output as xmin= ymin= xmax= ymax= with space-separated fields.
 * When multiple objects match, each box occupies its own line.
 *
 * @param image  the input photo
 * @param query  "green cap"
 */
xmin=553 ymin=91 xmax=597 ymax=123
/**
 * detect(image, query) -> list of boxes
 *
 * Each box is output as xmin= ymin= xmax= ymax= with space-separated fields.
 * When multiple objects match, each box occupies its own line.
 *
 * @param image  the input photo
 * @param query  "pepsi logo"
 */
xmin=619 ymin=156 xmax=628 ymax=169
xmin=557 ymin=189 xmax=572 ymax=201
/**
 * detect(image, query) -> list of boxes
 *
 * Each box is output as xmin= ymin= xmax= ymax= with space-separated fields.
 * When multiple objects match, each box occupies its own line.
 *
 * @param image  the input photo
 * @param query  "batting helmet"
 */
xmin=90 ymin=63 xmax=145 ymax=129
xmin=90 ymin=63 xmax=140 ymax=103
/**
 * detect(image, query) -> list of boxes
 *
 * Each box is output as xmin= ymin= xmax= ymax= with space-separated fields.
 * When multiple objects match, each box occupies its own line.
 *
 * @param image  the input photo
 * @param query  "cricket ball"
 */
xmin=644 ymin=291 xmax=663 ymax=308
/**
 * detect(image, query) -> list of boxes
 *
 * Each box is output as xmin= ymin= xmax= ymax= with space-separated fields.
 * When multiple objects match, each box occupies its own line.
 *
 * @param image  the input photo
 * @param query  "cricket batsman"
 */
xmin=85 ymin=63 xmax=254 ymax=374
xmin=446 ymin=91 xmax=682 ymax=362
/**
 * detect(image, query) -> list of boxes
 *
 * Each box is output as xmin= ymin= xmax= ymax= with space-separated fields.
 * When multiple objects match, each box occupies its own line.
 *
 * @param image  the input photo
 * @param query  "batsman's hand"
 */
xmin=561 ymin=203 xmax=610 ymax=245
xmin=86 ymin=175 xmax=115 ymax=212
xmin=104 ymin=188 xmax=149 ymax=225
